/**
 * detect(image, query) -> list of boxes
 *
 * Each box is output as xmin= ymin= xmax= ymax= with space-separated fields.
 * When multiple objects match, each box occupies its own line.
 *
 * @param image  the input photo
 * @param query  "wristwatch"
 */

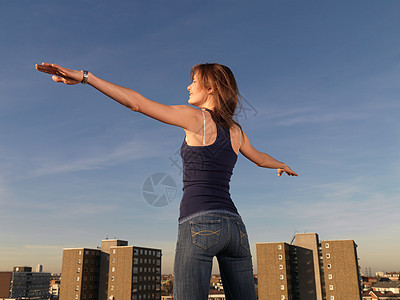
xmin=81 ymin=70 xmax=89 ymax=84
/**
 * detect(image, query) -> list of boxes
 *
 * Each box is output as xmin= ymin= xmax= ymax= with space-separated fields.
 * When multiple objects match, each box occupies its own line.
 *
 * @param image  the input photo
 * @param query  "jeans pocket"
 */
xmin=237 ymin=221 xmax=250 ymax=252
xmin=190 ymin=220 xmax=221 ymax=250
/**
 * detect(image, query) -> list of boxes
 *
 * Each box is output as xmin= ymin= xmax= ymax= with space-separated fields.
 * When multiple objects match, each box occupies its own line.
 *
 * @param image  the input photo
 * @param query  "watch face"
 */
xmin=82 ymin=70 xmax=89 ymax=84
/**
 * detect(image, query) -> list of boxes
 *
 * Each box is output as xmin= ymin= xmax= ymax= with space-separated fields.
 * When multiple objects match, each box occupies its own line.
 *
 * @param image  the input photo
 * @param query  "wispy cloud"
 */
xmin=281 ymin=183 xmax=399 ymax=235
xmin=32 ymin=139 xmax=164 ymax=176
xmin=275 ymin=111 xmax=366 ymax=126
xmin=258 ymin=104 xmax=367 ymax=126
xmin=24 ymin=245 xmax=63 ymax=250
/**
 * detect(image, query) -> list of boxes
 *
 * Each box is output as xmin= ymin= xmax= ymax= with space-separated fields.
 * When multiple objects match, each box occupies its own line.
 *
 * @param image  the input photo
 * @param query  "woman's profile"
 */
xmin=36 ymin=62 xmax=297 ymax=299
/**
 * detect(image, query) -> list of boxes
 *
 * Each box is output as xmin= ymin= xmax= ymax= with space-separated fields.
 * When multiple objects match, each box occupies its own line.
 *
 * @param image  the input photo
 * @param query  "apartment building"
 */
xmin=60 ymin=239 xmax=161 ymax=300
xmin=108 ymin=245 xmax=162 ymax=300
xmin=0 ymin=266 xmax=51 ymax=300
xmin=256 ymin=233 xmax=362 ymax=300
xmin=60 ymin=248 xmax=101 ymax=300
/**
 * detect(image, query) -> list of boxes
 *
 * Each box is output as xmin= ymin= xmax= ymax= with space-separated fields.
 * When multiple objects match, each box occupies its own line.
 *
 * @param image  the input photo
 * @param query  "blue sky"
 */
xmin=1 ymin=0 xmax=399 ymax=275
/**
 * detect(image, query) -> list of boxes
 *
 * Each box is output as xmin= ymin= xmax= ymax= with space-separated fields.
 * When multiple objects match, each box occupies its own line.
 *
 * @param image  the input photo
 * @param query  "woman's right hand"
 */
xmin=35 ymin=62 xmax=84 ymax=85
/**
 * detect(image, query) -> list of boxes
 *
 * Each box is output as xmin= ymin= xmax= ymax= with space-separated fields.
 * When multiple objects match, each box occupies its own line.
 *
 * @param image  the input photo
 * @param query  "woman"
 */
xmin=36 ymin=62 xmax=297 ymax=299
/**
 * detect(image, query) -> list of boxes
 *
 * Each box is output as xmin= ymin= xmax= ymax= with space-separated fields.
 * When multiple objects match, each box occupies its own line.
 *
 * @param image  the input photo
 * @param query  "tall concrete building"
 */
xmin=36 ymin=264 xmax=44 ymax=273
xmin=60 ymin=248 xmax=102 ymax=300
xmin=0 ymin=266 xmax=51 ymax=300
xmin=256 ymin=233 xmax=362 ymax=300
xmin=107 ymin=245 xmax=162 ymax=300
xmin=319 ymin=239 xmax=362 ymax=300
xmin=60 ymin=239 xmax=162 ymax=300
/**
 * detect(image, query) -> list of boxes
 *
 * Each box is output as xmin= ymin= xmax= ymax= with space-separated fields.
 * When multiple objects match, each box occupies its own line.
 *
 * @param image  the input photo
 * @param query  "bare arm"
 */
xmin=239 ymin=130 xmax=298 ymax=176
xmin=35 ymin=63 xmax=200 ymax=130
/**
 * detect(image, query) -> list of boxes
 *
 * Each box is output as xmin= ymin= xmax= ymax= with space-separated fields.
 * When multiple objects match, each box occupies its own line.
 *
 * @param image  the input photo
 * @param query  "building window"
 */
xmin=77 ymin=268 xmax=80 ymax=273
xmin=278 ymin=255 xmax=283 ymax=260
xmin=112 ymin=249 xmax=116 ymax=254
xmin=75 ymin=295 xmax=79 ymax=300
xmin=76 ymin=277 xmax=80 ymax=281
xmin=111 ymin=276 xmax=114 ymax=281
xmin=326 ymin=253 xmax=331 ymax=259
xmin=111 ymin=267 xmax=115 ymax=272
xmin=78 ymin=259 xmax=81 ymax=265
xmin=280 ymin=275 xmax=284 ymax=280
xmin=278 ymin=244 xmax=282 ymax=250
xmin=75 ymin=286 xmax=79 ymax=291
xmin=85 ymin=250 xmax=89 ymax=255
xmin=280 ymin=285 xmax=285 ymax=290
xmin=281 ymin=296 xmax=286 ymax=300
xmin=328 ymin=274 xmax=333 ymax=280
xmin=329 ymin=285 xmax=334 ymax=290
xmin=110 ymin=285 xmax=114 ymax=291
xmin=330 ymin=296 xmax=334 ymax=300
xmin=325 ymin=243 xmax=329 ymax=248
xmin=327 ymin=264 xmax=332 ymax=269
xmin=279 ymin=264 xmax=284 ymax=270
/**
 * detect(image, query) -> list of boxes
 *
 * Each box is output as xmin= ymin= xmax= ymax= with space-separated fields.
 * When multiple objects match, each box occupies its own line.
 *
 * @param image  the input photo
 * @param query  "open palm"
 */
xmin=35 ymin=62 xmax=83 ymax=85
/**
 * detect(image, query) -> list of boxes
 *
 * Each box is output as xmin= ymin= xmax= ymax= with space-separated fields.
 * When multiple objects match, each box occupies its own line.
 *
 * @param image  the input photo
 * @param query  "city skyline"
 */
xmin=1 ymin=1 xmax=400 ymax=275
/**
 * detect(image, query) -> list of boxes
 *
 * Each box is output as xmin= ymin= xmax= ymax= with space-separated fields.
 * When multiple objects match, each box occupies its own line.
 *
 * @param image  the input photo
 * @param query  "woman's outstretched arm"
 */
xmin=35 ymin=62 xmax=200 ymax=130
xmin=239 ymin=130 xmax=298 ymax=176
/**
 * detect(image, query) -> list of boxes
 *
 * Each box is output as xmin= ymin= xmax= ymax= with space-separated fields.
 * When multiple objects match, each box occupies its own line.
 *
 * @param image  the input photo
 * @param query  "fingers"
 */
xmin=277 ymin=168 xmax=298 ymax=177
xmin=36 ymin=62 xmax=58 ymax=75
xmin=52 ymin=75 xmax=64 ymax=83
xmin=285 ymin=170 xmax=298 ymax=176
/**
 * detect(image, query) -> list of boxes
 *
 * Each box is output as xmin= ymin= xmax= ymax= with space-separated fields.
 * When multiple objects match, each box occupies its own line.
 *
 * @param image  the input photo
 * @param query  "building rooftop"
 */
xmin=373 ymin=282 xmax=400 ymax=288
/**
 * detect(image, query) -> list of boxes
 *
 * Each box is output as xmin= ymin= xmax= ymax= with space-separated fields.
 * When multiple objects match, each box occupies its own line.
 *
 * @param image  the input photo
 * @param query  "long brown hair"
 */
xmin=190 ymin=63 xmax=242 ymax=130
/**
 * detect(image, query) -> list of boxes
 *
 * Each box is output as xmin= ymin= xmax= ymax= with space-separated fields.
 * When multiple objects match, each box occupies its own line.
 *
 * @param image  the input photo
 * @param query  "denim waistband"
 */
xmin=179 ymin=209 xmax=242 ymax=224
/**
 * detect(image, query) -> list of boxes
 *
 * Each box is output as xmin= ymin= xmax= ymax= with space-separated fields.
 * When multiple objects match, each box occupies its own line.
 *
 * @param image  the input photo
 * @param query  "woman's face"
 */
xmin=187 ymin=74 xmax=209 ymax=107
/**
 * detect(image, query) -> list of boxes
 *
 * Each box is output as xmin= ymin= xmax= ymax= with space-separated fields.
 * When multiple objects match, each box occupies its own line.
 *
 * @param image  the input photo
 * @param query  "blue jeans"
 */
xmin=173 ymin=211 xmax=257 ymax=300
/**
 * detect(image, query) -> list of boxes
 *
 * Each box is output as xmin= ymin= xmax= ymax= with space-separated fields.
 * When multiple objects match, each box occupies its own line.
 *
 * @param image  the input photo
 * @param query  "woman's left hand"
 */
xmin=35 ymin=62 xmax=84 ymax=85
xmin=277 ymin=164 xmax=298 ymax=177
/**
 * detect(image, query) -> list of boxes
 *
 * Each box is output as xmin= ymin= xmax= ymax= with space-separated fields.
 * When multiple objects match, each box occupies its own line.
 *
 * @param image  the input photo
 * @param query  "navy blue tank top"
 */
xmin=179 ymin=110 xmax=239 ymax=221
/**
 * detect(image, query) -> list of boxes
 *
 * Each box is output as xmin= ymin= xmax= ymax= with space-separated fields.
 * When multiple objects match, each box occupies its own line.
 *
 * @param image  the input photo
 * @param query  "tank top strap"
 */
xmin=200 ymin=109 xmax=206 ymax=146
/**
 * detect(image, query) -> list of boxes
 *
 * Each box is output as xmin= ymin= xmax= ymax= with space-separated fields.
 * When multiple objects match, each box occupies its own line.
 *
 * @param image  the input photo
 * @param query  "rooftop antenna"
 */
xmin=290 ymin=230 xmax=297 ymax=245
